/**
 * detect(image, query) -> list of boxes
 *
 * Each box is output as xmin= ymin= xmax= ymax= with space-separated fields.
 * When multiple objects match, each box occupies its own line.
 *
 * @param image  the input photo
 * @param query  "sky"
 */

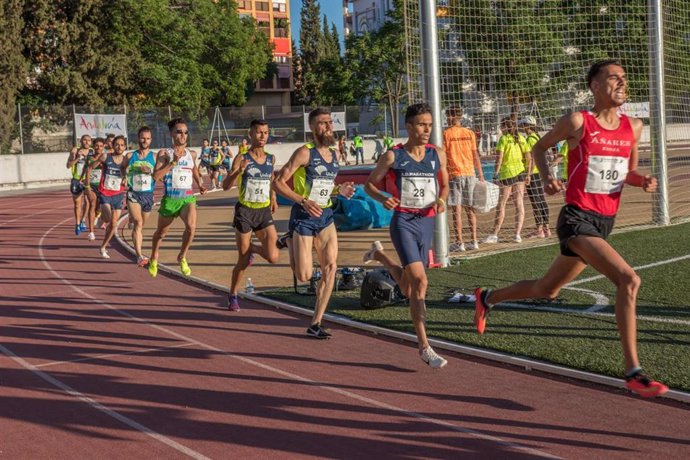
xmin=290 ymin=0 xmax=346 ymax=51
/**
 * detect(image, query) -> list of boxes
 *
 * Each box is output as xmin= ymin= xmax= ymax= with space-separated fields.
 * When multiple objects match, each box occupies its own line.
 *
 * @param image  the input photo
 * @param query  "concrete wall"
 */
xmin=0 ymin=139 xmax=405 ymax=191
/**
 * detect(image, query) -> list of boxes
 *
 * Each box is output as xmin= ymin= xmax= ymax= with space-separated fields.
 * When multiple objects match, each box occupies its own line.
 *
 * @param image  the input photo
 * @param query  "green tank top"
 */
xmin=496 ymin=134 xmax=527 ymax=180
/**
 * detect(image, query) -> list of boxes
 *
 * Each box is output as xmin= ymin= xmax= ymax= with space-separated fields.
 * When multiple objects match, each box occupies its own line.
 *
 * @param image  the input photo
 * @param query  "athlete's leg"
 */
xmin=568 ymin=236 xmax=642 ymax=371
xmin=72 ymin=193 xmax=83 ymax=226
xmin=491 ymin=184 xmax=512 ymax=235
xmin=150 ymin=215 xmax=176 ymax=262
xmin=400 ymin=261 xmax=431 ymax=350
xmin=99 ymin=202 xmax=113 ymax=226
xmin=230 ymin=230 xmax=253 ymax=295
xmin=464 ymin=205 xmax=478 ymax=243
xmin=512 ymin=182 xmax=525 ymax=237
xmin=451 ymin=204 xmax=463 ymax=244
xmin=101 ymin=208 xmax=122 ymax=249
xmin=371 ymin=249 xmax=407 ymax=294
xmin=291 ymin=233 xmax=315 ymax=282
xmin=252 ymin=225 xmax=279 ymax=264
xmin=86 ymin=190 xmax=98 ymax=233
xmin=177 ymin=202 xmax=197 ymax=262
xmin=311 ymin=224 xmax=338 ymax=325
xmin=127 ymin=201 xmax=145 ymax=259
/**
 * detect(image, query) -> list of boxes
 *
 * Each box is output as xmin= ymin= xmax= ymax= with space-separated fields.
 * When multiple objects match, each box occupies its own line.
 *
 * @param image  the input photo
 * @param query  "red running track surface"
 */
xmin=1 ymin=189 xmax=689 ymax=459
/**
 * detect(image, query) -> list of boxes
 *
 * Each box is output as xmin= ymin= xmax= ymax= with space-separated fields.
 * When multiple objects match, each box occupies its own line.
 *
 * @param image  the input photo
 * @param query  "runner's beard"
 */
xmin=315 ymin=131 xmax=336 ymax=146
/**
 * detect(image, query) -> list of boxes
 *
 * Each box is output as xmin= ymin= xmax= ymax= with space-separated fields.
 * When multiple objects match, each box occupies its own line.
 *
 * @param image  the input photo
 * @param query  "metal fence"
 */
xmin=9 ymin=104 xmax=407 ymax=154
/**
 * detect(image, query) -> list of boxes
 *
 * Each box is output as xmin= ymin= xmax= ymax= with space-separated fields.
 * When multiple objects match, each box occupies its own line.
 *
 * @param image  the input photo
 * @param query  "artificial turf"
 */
xmin=262 ymin=222 xmax=690 ymax=392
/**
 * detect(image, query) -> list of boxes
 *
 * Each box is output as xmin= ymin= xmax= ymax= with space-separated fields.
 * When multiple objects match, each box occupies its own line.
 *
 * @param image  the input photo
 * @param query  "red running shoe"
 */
xmin=625 ymin=372 xmax=669 ymax=398
xmin=474 ymin=287 xmax=491 ymax=335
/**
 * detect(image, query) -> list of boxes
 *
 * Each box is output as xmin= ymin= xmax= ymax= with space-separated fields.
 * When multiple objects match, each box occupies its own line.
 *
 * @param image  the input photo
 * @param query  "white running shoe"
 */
xmin=420 ymin=346 xmax=447 ymax=369
xmin=363 ymin=241 xmax=384 ymax=264
xmin=466 ymin=241 xmax=479 ymax=250
xmin=513 ymin=234 xmax=522 ymax=243
xmin=483 ymin=234 xmax=498 ymax=244
xmin=100 ymin=248 xmax=110 ymax=259
xmin=87 ymin=232 xmax=95 ymax=241
xmin=449 ymin=242 xmax=466 ymax=252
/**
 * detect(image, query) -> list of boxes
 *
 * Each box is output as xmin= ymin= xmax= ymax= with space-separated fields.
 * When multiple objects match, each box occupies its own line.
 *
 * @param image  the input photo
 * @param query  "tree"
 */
xmin=0 ymin=0 xmax=27 ymax=153
xmin=295 ymin=0 xmax=324 ymax=105
xmin=345 ymin=5 xmax=407 ymax=136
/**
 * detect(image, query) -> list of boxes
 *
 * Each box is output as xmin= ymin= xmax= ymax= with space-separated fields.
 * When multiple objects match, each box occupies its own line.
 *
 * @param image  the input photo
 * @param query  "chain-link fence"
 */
xmin=9 ymin=104 xmax=408 ymax=155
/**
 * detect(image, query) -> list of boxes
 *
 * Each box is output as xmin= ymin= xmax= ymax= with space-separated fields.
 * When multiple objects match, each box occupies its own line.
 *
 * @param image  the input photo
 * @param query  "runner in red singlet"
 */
xmin=473 ymin=60 xmax=668 ymax=398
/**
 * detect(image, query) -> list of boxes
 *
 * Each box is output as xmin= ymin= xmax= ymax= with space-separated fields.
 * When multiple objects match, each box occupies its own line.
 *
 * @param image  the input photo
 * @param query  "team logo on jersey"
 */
xmin=401 ymin=161 xmax=410 ymax=167
xmin=431 ymin=161 xmax=436 ymax=169
xmin=246 ymin=166 xmax=261 ymax=177
xmin=314 ymin=165 xmax=328 ymax=175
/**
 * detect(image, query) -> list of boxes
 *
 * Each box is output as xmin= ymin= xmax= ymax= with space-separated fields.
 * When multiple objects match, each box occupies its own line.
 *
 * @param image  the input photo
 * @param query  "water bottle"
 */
xmin=245 ymin=278 xmax=255 ymax=294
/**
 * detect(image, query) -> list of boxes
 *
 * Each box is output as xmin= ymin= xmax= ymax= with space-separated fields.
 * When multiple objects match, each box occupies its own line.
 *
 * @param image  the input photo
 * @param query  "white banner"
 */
xmin=620 ymin=102 xmax=650 ymax=119
xmin=74 ymin=113 xmax=127 ymax=139
xmin=303 ymin=111 xmax=346 ymax=132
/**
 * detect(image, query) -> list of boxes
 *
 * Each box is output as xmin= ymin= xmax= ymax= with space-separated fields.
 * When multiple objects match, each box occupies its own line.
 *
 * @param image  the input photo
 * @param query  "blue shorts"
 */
xmin=100 ymin=192 xmax=125 ymax=210
xmin=289 ymin=204 xmax=334 ymax=237
xmin=70 ymin=179 xmax=85 ymax=196
xmin=390 ymin=212 xmax=435 ymax=267
xmin=127 ymin=190 xmax=155 ymax=213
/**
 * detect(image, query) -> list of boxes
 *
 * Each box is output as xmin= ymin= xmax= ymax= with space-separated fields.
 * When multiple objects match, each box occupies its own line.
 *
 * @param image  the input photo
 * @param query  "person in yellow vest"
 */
xmin=520 ymin=116 xmax=551 ymax=238
xmin=207 ymin=139 xmax=225 ymax=189
xmin=483 ymin=117 xmax=528 ymax=243
xmin=66 ymin=134 xmax=92 ymax=236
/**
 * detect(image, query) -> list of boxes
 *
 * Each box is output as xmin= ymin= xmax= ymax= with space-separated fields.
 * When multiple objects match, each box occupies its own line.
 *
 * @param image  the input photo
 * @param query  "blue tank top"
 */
xmin=388 ymin=145 xmax=439 ymax=215
xmin=222 ymin=147 xmax=232 ymax=168
xmin=163 ymin=149 xmax=195 ymax=199
xmin=200 ymin=147 xmax=211 ymax=164
xmin=238 ymin=152 xmax=274 ymax=209
xmin=293 ymin=143 xmax=339 ymax=208
xmin=127 ymin=150 xmax=156 ymax=193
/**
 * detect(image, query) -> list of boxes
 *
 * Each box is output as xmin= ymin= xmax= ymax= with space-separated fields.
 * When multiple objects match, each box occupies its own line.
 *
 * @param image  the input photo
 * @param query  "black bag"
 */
xmin=360 ymin=269 xmax=405 ymax=309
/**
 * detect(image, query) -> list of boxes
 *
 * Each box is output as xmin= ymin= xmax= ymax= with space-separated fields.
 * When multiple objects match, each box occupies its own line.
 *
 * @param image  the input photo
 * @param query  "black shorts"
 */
xmin=208 ymin=164 xmax=220 ymax=172
xmin=556 ymin=205 xmax=615 ymax=258
xmin=496 ymin=173 xmax=526 ymax=187
xmin=232 ymin=202 xmax=274 ymax=234
xmin=127 ymin=190 xmax=155 ymax=213
xmin=70 ymin=179 xmax=85 ymax=196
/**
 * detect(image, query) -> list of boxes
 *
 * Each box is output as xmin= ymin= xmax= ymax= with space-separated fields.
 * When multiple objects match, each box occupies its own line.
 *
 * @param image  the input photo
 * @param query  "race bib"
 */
xmin=308 ymin=178 xmax=335 ymax=207
xmin=104 ymin=174 xmax=121 ymax=191
xmin=585 ymin=155 xmax=628 ymax=194
xmin=245 ymin=178 xmax=270 ymax=203
xmin=132 ymin=174 xmax=153 ymax=192
xmin=172 ymin=167 xmax=193 ymax=190
xmin=400 ymin=176 xmax=437 ymax=209
xmin=90 ymin=168 xmax=102 ymax=184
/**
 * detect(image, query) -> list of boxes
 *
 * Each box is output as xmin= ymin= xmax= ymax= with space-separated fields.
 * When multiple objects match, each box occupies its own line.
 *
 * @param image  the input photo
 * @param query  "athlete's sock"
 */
xmin=625 ymin=367 xmax=642 ymax=379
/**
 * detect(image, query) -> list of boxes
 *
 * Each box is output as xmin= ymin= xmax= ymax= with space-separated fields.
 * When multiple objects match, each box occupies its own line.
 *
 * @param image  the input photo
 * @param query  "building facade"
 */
xmin=343 ymin=0 xmax=395 ymax=36
xmin=238 ymin=0 xmax=293 ymax=108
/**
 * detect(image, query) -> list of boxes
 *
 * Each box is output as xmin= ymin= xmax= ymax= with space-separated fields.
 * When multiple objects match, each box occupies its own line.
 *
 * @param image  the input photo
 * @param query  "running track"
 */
xmin=1 ymin=189 xmax=688 ymax=459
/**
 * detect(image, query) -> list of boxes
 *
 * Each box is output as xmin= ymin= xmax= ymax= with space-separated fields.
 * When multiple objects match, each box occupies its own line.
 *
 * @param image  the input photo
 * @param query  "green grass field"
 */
xmin=262 ymin=222 xmax=690 ymax=392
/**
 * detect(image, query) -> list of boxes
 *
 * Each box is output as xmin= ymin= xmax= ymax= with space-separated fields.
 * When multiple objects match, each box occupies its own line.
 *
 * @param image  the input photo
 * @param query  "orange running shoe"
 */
xmin=474 ymin=287 xmax=491 ymax=335
xmin=625 ymin=371 xmax=669 ymax=398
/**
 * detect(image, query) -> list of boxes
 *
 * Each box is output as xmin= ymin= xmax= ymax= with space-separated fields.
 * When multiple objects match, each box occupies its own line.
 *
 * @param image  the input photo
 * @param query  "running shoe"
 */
xmin=79 ymin=221 xmax=88 ymax=232
xmin=483 ymin=234 xmax=498 ymax=244
xmin=449 ymin=242 xmax=466 ymax=252
xmin=466 ymin=241 xmax=480 ymax=251
xmin=99 ymin=247 xmax=110 ymax=259
xmin=420 ymin=346 xmax=447 ymax=369
xmin=148 ymin=259 xmax=158 ymax=278
xmin=544 ymin=227 xmax=552 ymax=237
xmin=474 ymin=287 xmax=492 ymax=335
xmin=276 ymin=232 xmax=291 ymax=250
xmin=87 ymin=232 xmax=95 ymax=241
xmin=513 ymin=234 xmax=522 ymax=243
xmin=179 ymin=258 xmax=192 ymax=277
xmin=75 ymin=224 xmax=81 ymax=236
xmin=137 ymin=255 xmax=149 ymax=267
xmin=227 ymin=295 xmax=241 ymax=312
xmin=363 ymin=241 xmax=384 ymax=264
xmin=306 ymin=323 xmax=332 ymax=339
xmin=625 ymin=371 xmax=669 ymax=398
xmin=100 ymin=221 xmax=107 ymax=230
xmin=526 ymin=230 xmax=545 ymax=239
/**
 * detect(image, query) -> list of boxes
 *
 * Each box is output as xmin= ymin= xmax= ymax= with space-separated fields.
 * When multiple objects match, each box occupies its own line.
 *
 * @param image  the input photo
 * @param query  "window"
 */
xmin=257 ymin=20 xmax=270 ymax=36
xmin=237 ymin=0 xmax=252 ymax=9
xmin=273 ymin=2 xmax=286 ymax=13
xmin=256 ymin=1 xmax=269 ymax=11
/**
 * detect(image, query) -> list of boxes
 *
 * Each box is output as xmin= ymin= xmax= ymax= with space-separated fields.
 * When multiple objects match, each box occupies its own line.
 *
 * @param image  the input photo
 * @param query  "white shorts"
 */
xmin=448 ymin=175 xmax=477 ymax=207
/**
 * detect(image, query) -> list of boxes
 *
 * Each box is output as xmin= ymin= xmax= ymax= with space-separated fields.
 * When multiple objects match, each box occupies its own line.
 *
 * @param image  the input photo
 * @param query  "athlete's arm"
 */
xmin=522 ymin=139 xmax=533 ymax=186
xmin=152 ymin=149 xmax=172 ymax=182
xmin=435 ymin=146 xmax=449 ymax=214
xmin=625 ymin=117 xmax=657 ymax=192
xmin=83 ymin=155 xmax=104 ymax=187
xmin=274 ymin=146 xmax=323 ymax=217
xmin=471 ymin=131 xmax=484 ymax=181
xmin=222 ymin=154 xmax=248 ymax=191
xmin=364 ymin=150 xmax=400 ymax=210
xmin=66 ymin=147 xmax=80 ymax=169
xmin=190 ymin=150 xmax=207 ymax=195
xmin=534 ymin=112 xmax=584 ymax=194
xmin=270 ymin=172 xmax=278 ymax=214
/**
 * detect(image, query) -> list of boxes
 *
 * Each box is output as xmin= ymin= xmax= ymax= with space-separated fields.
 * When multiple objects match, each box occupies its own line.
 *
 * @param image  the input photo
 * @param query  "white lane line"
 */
xmin=40 ymin=217 xmax=561 ymax=459
xmin=0 ymin=343 xmax=210 ymax=460
xmin=567 ymin=254 xmax=690 ymax=286
xmin=561 ymin=286 xmax=609 ymax=312
xmin=34 ymin=342 xmax=197 ymax=369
